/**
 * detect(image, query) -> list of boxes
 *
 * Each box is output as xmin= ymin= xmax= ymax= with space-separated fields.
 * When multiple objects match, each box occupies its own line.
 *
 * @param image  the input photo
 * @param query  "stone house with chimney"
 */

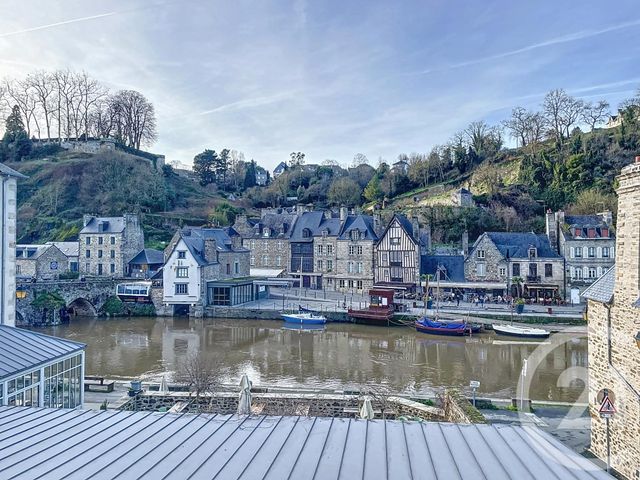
xmin=232 ymin=209 xmax=298 ymax=273
xmin=546 ymin=210 xmax=615 ymax=299
xmin=465 ymin=232 xmax=565 ymax=299
xmin=330 ymin=213 xmax=378 ymax=293
xmin=162 ymin=227 xmax=250 ymax=316
xmin=582 ymin=156 xmax=640 ymax=480
xmin=374 ymin=214 xmax=429 ymax=291
xmin=16 ymin=244 xmax=69 ymax=281
xmin=311 ymin=212 xmax=342 ymax=291
xmin=79 ymin=214 xmax=144 ymax=277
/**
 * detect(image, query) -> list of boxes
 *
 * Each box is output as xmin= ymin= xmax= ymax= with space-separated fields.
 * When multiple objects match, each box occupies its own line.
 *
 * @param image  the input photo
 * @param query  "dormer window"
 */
xmin=350 ymin=230 xmax=360 ymax=241
xmin=574 ymin=228 xmax=581 ymax=237
xmin=263 ymin=228 xmax=270 ymax=238
xmin=528 ymin=248 xmax=537 ymax=258
xmin=601 ymin=228 xmax=609 ymax=238
xmin=322 ymin=229 xmax=328 ymax=238
xmin=587 ymin=228 xmax=596 ymax=238
xmin=302 ymin=228 xmax=311 ymax=238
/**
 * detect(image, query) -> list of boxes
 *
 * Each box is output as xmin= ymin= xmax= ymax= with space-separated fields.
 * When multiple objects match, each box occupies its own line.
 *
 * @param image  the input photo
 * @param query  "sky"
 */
xmin=1 ymin=0 xmax=639 ymax=169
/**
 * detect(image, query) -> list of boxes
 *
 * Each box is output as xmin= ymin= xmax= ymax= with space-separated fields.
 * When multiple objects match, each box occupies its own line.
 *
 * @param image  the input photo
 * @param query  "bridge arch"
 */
xmin=67 ymin=298 xmax=98 ymax=317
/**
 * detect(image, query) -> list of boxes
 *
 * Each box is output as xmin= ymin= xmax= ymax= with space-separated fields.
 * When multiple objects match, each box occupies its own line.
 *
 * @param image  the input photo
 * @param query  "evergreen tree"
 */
xmin=1 ymin=105 xmax=32 ymax=162
xmin=216 ymin=148 xmax=230 ymax=188
xmin=244 ymin=160 xmax=257 ymax=189
xmin=364 ymin=175 xmax=383 ymax=202
xmin=193 ymin=149 xmax=217 ymax=186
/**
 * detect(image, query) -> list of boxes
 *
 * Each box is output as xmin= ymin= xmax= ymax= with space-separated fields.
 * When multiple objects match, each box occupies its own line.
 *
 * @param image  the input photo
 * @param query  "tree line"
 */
xmin=0 ymin=70 xmax=157 ymax=150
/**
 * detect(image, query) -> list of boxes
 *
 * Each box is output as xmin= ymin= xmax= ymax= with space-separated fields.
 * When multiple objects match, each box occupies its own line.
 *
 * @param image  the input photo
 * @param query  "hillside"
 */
xmin=8 ymin=150 xmax=234 ymax=249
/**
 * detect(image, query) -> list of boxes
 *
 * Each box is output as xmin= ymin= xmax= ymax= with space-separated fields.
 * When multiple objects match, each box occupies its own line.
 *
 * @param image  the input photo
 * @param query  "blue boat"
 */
xmin=415 ymin=317 xmax=481 ymax=336
xmin=281 ymin=306 xmax=327 ymax=325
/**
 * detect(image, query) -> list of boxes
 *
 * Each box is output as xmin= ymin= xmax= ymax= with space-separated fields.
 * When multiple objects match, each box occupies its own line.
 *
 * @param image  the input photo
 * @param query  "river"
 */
xmin=41 ymin=316 xmax=588 ymax=402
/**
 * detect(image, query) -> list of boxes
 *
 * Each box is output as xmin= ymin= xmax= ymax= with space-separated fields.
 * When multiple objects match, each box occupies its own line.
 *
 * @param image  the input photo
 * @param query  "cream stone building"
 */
xmin=583 ymin=156 xmax=640 ymax=480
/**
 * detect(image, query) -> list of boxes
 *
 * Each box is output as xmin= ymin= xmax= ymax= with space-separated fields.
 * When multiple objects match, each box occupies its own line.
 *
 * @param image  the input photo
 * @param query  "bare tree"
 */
xmin=75 ymin=71 xmax=107 ymax=139
xmin=502 ymin=107 xmax=530 ymax=147
xmin=53 ymin=69 xmax=78 ymax=140
xmin=110 ymin=89 xmax=157 ymax=149
xmin=542 ymin=89 xmax=584 ymax=144
xmin=352 ymin=153 xmax=368 ymax=167
xmin=25 ymin=71 xmax=56 ymax=140
xmin=525 ymin=112 xmax=547 ymax=153
xmin=174 ymin=352 xmax=221 ymax=410
xmin=581 ymin=100 xmax=610 ymax=131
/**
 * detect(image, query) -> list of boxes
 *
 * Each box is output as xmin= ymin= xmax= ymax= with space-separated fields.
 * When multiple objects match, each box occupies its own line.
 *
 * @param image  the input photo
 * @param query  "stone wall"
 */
xmin=332 ymin=239 xmax=375 ymax=293
xmin=442 ymin=389 xmax=486 ymax=424
xmin=244 ymin=238 xmax=290 ymax=272
xmin=35 ymin=247 xmax=69 ymax=280
xmin=465 ymin=235 xmax=508 ymax=282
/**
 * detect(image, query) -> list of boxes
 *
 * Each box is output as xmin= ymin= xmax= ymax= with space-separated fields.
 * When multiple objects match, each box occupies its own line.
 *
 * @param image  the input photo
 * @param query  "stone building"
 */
xmin=233 ymin=209 xmax=298 ymax=273
xmin=583 ymin=157 xmax=640 ymax=480
xmin=465 ymin=232 xmax=565 ymax=298
xmin=451 ymin=187 xmax=474 ymax=207
xmin=311 ymin=213 xmax=342 ymax=291
xmin=79 ymin=214 xmax=144 ymax=277
xmin=273 ymin=161 xmax=287 ymax=178
xmin=374 ymin=214 xmax=429 ymax=291
xmin=16 ymin=244 xmax=69 ymax=281
xmin=330 ymin=213 xmax=378 ymax=293
xmin=289 ymin=211 xmax=326 ymax=289
xmin=45 ymin=241 xmax=79 ymax=273
xmin=546 ymin=210 xmax=615 ymax=299
xmin=162 ymin=227 xmax=251 ymax=316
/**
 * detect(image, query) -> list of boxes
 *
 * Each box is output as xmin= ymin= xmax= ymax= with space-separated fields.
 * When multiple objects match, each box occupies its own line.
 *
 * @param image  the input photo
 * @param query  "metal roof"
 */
xmin=0 ymin=326 xmax=85 ymax=380
xmin=0 ymin=407 xmax=611 ymax=480
xmin=581 ymin=266 xmax=615 ymax=304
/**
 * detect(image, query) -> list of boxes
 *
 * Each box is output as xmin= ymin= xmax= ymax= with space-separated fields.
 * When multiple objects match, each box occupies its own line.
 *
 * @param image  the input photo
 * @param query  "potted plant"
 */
xmin=514 ymin=298 xmax=525 ymax=314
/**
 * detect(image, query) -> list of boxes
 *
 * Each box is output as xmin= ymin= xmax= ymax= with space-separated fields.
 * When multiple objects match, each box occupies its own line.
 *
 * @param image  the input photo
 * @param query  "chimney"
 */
xmin=373 ymin=213 xmax=381 ymax=236
xmin=598 ymin=211 xmax=613 ymax=226
xmin=462 ymin=230 xmax=469 ymax=258
xmin=545 ymin=209 xmax=559 ymax=254
xmin=203 ymin=238 xmax=218 ymax=263
xmin=124 ymin=213 xmax=139 ymax=229
xmin=340 ymin=207 xmax=348 ymax=221
xmin=412 ymin=216 xmax=420 ymax=240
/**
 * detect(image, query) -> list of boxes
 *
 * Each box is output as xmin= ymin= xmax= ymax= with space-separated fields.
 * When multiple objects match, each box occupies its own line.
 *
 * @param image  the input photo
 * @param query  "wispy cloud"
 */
xmin=0 ymin=12 xmax=117 ymax=38
xmin=416 ymin=18 xmax=640 ymax=75
xmin=197 ymin=91 xmax=299 ymax=116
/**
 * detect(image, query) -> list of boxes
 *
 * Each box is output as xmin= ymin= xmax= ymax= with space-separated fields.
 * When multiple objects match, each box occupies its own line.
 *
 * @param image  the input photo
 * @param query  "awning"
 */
xmin=524 ymin=284 xmax=559 ymax=289
xmin=250 ymin=268 xmax=285 ymax=278
xmin=425 ymin=281 xmax=507 ymax=290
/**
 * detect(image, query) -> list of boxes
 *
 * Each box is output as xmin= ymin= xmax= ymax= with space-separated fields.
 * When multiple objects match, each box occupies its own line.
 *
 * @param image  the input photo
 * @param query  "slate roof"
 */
xmin=581 ymin=266 xmax=615 ymax=304
xmin=178 ymin=227 xmax=248 ymax=266
xmin=289 ymin=211 xmax=326 ymax=242
xmin=483 ymin=232 xmax=561 ymax=259
xmin=273 ymin=161 xmax=287 ymax=173
xmin=128 ymin=248 xmax=164 ymax=266
xmin=45 ymin=241 xmax=79 ymax=258
xmin=15 ymin=244 xmax=50 ymax=260
xmin=423 ymin=255 xmax=466 ymax=282
xmin=0 ymin=408 xmax=611 ymax=480
xmin=338 ymin=214 xmax=378 ymax=241
xmin=315 ymin=217 xmax=341 ymax=237
xmin=80 ymin=216 xmax=126 ymax=234
xmin=563 ymin=215 xmax=614 ymax=240
xmin=243 ymin=213 xmax=298 ymax=239
xmin=0 ymin=326 xmax=85 ymax=380
xmin=0 ymin=162 xmax=27 ymax=178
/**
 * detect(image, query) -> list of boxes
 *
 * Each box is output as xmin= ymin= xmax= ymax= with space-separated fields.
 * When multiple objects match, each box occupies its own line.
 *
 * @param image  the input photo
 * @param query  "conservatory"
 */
xmin=0 ymin=325 xmax=85 ymax=408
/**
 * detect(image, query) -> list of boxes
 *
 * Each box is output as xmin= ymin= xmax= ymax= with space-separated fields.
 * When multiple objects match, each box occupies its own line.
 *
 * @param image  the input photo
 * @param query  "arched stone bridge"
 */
xmin=16 ymin=278 xmax=123 ymax=326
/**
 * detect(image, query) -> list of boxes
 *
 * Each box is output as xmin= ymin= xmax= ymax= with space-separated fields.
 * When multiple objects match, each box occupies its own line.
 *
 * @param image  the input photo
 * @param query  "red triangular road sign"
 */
xmin=598 ymin=395 xmax=616 ymax=415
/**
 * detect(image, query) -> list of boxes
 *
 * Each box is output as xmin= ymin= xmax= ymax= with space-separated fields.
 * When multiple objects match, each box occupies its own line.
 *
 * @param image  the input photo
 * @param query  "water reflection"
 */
xmin=43 ymin=317 xmax=587 ymax=402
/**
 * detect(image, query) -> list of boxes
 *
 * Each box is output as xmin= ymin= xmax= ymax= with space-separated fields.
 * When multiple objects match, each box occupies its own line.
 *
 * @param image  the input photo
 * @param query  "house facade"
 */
xmin=465 ymin=232 xmax=565 ymax=298
xmin=233 ymin=210 xmax=297 ymax=273
xmin=273 ymin=161 xmax=287 ymax=178
xmin=289 ymin=211 xmax=326 ymax=289
xmin=162 ymin=227 xmax=250 ymax=316
xmin=374 ymin=214 xmax=426 ymax=290
xmin=79 ymin=214 xmax=144 ymax=277
xmin=331 ymin=213 xmax=378 ymax=293
xmin=311 ymin=216 xmax=341 ymax=291
xmin=582 ymin=157 xmax=640 ymax=480
xmin=546 ymin=210 xmax=615 ymax=298
xmin=16 ymin=244 xmax=69 ymax=281
xmin=255 ymin=166 xmax=268 ymax=186
xmin=45 ymin=241 xmax=79 ymax=273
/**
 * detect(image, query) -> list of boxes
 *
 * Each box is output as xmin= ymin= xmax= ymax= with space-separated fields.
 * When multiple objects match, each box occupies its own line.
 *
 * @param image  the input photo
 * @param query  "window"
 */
xmin=110 ymin=264 xmax=115 ymax=274
xmin=262 ymin=255 xmax=268 ymax=265
xmin=177 ymin=251 xmax=186 ymax=259
xmin=234 ymin=262 xmax=239 ymax=274
xmin=545 ymin=263 xmax=553 ymax=277
xmin=357 ymin=280 xmax=363 ymax=290
xmin=477 ymin=249 xmax=485 ymax=259
xmin=98 ymin=250 xmax=103 ymax=258
xmin=317 ymin=260 xmax=323 ymax=270
xmin=110 ymin=236 xmax=115 ymax=245
xmin=250 ymin=240 xmax=255 ymax=249
xmin=348 ymin=280 xmax=354 ymax=288
xmin=226 ymin=264 xmax=231 ymax=274
xmin=85 ymin=237 xmax=91 ymax=245
xmin=85 ymin=250 xmax=90 ymax=258
xmin=382 ymin=253 xmax=388 ymax=264
xmin=528 ymin=248 xmax=536 ymax=258
xmin=110 ymin=250 xmax=115 ymax=259
xmin=339 ymin=279 xmax=345 ymax=288
xmin=277 ymin=241 xmax=283 ymax=249
xmin=176 ymin=267 xmax=188 ymax=278
xmin=575 ymin=247 xmax=583 ymax=258
xmin=476 ymin=264 xmax=486 ymax=276
xmin=588 ymin=247 xmax=595 ymax=258
xmin=175 ymin=283 xmax=188 ymax=295
xmin=327 ymin=260 xmax=333 ymax=272
xmin=276 ymin=256 xmax=282 ymax=267
xmin=588 ymin=267 xmax=597 ymax=279
xmin=16 ymin=265 xmax=21 ymax=275
xmin=317 ymin=245 xmax=324 ymax=255
xmin=512 ymin=263 xmax=520 ymax=276
xmin=348 ymin=262 xmax=354 ymax=273
xmin=602 ymin=247 xmax=610 ymax=258
xmin=499 ymin=267 xmax=506 ymax=276
xmin=327 ymin=244 xmax=333 ymax=255
xmin=357 ymin=262 xmax=363 ymax=274
xmin=97 ymin=264 xmax=103 ymax=275
xmin=263 ymin=228 xmax=270 ymax=237
xmin=98 ymin=236 xmax=103 ymax=245
xmin=70 ymin=262 xmax=78 ymax=272
xmin=390 ymin=251 xmax=402 ymax=266
xmin=575 ymin=268 xmax=583 ymax=279
xmin=250 ymin=256 xmax=255 ymax=266
xmin=390 ymin=237 xmax=400 ymax=245
xmin=85 ymin=262 xmax=90 ymax=272
xmin=349 ymin=245 xmax=355 ymax=255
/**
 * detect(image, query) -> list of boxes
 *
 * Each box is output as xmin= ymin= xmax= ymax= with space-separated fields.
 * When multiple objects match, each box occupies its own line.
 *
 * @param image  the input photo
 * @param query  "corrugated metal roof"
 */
xmin=0 ymin=326 xmax=85 ymax=380
xmin=581 ymin=266 xmax=615 ymax=304
xmin=0 ymin=407 xmax=611 ymax=479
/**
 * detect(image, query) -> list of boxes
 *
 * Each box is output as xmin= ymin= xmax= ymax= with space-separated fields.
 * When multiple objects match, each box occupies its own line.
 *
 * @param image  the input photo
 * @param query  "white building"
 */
xmin=0 ymin=163 xmax=85 ymax=408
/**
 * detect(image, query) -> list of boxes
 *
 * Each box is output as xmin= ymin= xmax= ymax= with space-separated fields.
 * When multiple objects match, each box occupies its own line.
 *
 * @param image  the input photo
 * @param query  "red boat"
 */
xmin=348 ymin=289 xmax=397 ymax=326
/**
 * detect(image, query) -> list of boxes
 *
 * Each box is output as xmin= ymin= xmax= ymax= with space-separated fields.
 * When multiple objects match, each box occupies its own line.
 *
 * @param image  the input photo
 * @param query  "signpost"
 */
xmin=597 ymin=389 xmax=616 ymax=473
xmin=469 ymin=380 xmax=480 ymax=407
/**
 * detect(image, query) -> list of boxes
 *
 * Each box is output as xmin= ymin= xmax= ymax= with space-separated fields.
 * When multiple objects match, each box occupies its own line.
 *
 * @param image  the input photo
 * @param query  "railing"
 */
xmin=526 ymin=275 xmax=541 ymax=283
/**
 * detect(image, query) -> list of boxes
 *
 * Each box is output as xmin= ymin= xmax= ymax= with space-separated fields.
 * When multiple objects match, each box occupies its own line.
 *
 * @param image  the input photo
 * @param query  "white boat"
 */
xmin=492 ymin=324 xmax=550 ymax=339
xmin=281 ymin=312 xmax=327 ymax=325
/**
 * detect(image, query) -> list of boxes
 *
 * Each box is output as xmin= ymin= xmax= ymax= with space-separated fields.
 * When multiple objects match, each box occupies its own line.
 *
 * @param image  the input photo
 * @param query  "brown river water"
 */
xmin=41 ymin=317 xmax=588 ymax=402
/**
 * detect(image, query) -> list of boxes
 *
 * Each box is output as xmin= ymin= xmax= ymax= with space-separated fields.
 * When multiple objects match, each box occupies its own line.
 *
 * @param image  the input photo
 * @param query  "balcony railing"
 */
xmin=526 ymin=275 xmax=541 ymax=283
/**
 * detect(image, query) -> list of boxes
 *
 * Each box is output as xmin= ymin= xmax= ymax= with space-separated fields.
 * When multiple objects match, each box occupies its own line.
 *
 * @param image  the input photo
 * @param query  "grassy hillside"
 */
xmin=8 ymin=150 xmax=233 ymax=249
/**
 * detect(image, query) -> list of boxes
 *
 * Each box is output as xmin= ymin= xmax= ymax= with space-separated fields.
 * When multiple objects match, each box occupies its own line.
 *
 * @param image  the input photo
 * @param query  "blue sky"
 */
xmin=1 ymin=0 xmax=639 ymax=169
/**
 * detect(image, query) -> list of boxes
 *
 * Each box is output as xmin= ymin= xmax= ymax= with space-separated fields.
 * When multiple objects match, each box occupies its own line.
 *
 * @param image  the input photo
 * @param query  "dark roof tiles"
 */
xmin=484 ymin=232 xmax=561 ymax=259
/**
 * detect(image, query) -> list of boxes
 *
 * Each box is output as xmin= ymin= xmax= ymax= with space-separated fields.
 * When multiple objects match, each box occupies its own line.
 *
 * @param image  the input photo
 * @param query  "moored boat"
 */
xmin=281 ymin=309 xmax=327 ymax=325
xmin=415 ymin=317 xmax=467 ymax=336
xmin=348 ymin=288 xmax=396 ymax=326
xmin=492 ymin=324 xmax=550 ymax=339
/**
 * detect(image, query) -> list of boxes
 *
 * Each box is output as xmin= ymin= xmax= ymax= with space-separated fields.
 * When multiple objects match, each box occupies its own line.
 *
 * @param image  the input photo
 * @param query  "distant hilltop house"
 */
xmin=451 ymin=187 xmax=474 ymax=207
xmin=273 ymin=161 xmax=287 ymax=178
xmin=79 ymin=214 xmax=145 ymax=277
xmin=255 ymin=166 xmax=268 ymax=186
xmin=604 ymin=109 xmax=640 ymax=129
xmin=392 ymin=159 xmax=409 ymax=174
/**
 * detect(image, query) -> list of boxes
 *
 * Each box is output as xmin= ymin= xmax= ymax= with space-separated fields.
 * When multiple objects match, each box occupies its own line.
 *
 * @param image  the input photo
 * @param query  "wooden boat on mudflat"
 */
xmin=348 ymin=288 xmax=398 ymax=326
xmin=415 ymin=317 xmax=482 ymax=336
xmin=492 ymin=324 xmax=550 ymax=339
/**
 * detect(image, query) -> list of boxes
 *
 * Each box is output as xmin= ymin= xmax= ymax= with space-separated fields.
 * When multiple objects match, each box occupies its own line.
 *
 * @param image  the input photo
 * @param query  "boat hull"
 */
xmin=492 ymin=324 xmax=550 ymax=339
xmin=281 ymin=314 xmax=326 ymax=325
xmin=415 ymin=323 xmax=466 ymax=336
